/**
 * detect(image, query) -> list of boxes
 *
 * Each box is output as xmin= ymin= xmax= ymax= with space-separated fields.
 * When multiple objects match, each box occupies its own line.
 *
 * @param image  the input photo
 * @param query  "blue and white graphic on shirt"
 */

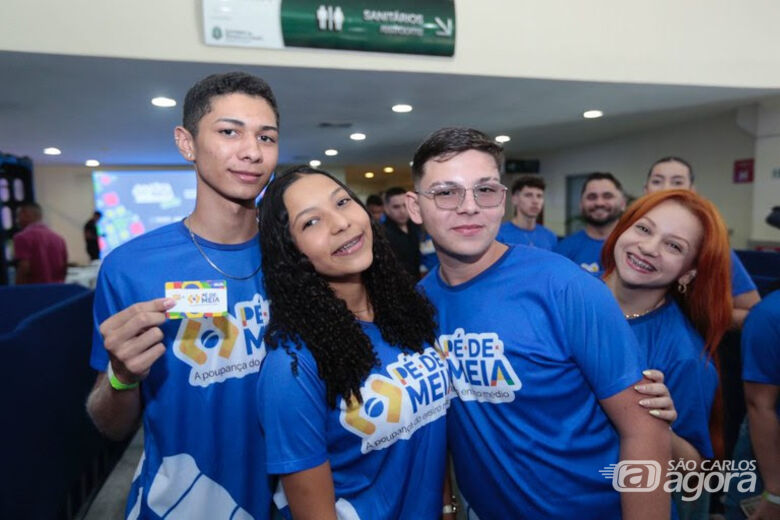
xmin=340 ymin=345 xmax=449 ymax=453
xmin=439 ymin=328 xmax=521 ymax=403
xmin=553 ymin=229 xmax=605 ymax=275
xmin=496 ymin=221 xmax=557 ymax=250
xmin=259 ymin=321 xmax=448 ymax=520
xmin=90 ymin=221 xmax=273 ymax=520
xmin=173 ymin=293 xmax=269 ymax=387
xmin=419 ymin=245 xmax=644 ymax=519
xmin=629 ymin=299 xmax=717 ymax=459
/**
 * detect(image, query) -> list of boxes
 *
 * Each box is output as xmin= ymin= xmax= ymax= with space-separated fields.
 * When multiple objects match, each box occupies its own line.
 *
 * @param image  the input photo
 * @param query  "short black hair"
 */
xmin=581 ymin=172 xmax=623 ymax=196
xmin=182 ymin=72 xmax=279 ymax=136
xmin=511 ymin=175 xmax=545 ymax=194
xmin=411 ymin=127 xmax=503 ymax=185
xmin=384 ymin=187 xmax=407 ymax=202
xmin=366 ymin=194 xmax=383 ymax=207
xmin=647 ymin=156 xmax=694 ymax=184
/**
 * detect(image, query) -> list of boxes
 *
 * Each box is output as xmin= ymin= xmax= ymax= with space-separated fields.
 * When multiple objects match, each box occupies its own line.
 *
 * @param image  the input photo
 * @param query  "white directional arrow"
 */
xmin=434 ymin=16 xmax=453 ymax=37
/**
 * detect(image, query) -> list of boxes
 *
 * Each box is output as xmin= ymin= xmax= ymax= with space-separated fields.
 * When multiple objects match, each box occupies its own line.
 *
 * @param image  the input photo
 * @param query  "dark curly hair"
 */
xmin=258 ymin=165 xmax=438 ymax=408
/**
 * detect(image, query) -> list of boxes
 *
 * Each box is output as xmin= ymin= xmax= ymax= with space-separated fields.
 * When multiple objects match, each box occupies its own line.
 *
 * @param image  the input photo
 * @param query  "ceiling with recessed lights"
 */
xmin=1 ymin=51 xmax=779 ymax=173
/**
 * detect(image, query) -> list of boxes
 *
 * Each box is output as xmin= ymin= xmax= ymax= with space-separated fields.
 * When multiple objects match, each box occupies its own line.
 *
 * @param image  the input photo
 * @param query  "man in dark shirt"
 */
xmin=382 ymin=186 xmax=421 ymax=277
xmin=83 ymin=210 xmax=102 ymax=261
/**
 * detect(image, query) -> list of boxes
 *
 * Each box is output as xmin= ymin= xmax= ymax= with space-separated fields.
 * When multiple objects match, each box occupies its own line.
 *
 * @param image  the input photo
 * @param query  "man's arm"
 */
xmin=280 ymin=461 xmax=337 ymax=520
xmin=86 ymin=298 xmax=173 ymax=440
xmin=601 ymin=382 xmax=672 ymax=520
xmin=745 ymin=382 xmax=780 ymax=519
xmin=733 ymin=290 xmax=761 ymax=329
xmin=15 ymin=258 xmax=31 ymax=284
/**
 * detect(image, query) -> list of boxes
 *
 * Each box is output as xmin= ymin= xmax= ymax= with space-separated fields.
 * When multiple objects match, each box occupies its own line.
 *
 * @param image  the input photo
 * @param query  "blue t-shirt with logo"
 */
xmin=730 ymin=249 xmax=758 ymax=297
xmin=90 ymin=221 xmax=273 ymax=520
xmin=419 ymin=245 xmax=643 ymax=519
xmin=629 ymin=300 xmax=717 ymax=459
xmin=553 ymin=229 xmax=605 ymax=275
xmin=496 ymin=221 xmax=557 ymax=250
xmin=257 ymin=321 xmax=449 ymax=520
xmin=741 ymin=290 xmax=780 ymax=416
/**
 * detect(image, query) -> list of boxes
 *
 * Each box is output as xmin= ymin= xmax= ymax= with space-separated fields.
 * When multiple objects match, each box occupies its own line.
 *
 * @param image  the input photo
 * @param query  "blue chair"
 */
xmin=0 ymin=287 xmax=113 ymax=519
xmin=735 ymin=250 xmax=780 ymax=296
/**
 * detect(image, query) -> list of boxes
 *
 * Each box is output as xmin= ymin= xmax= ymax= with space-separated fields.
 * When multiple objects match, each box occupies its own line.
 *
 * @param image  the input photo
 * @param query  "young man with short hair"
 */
xmin=365 ymin=193 xmax=385 ymax=223
xmin=407 ymin=127 xmax=671 ymax=519
xmin=86 ymin=72 xmax=278 ymax=519
xmin=554 ymin=172 xmax=626 ymax=275
xmin=496 ymin=175 xmax=557 ymax=250
xmin=382 ymin=186 xmax=421 ymax=277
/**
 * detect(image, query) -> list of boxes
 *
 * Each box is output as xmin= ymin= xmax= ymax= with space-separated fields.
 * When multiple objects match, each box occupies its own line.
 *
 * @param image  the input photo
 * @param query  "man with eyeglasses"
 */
xmin=407 ymin=127 xmax=671 ymax=519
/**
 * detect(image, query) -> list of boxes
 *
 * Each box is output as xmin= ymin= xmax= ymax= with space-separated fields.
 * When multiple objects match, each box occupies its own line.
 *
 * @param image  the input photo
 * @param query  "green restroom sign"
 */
xmin=203 ymin=0 xmax=455 ymax=57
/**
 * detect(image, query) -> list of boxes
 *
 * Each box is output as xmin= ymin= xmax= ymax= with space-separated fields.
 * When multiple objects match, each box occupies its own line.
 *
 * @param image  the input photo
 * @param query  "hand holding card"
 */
xmin=98 ymin=297 xmax=176 ymax=386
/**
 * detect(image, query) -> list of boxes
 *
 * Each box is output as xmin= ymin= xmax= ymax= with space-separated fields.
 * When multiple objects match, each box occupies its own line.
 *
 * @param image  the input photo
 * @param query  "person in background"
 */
xmin=12 ymin=202 xmax=68 ymax=284
xmin=365 ymin=194 xmax=385 ymax=223
xmin=84 ymin=210 xmax=102 ymax=261
xmin=382 ymin=186 xmax=422 ymax=277
xmin=496 ymin=175 xmax=557 ymax=250
xmin=602 ymin=189 xmax=733 ymax=519
xmin=257 ymin=166 xmax=450 ymax=519
xmin=86 ymin=72 xmax=279 ymax=518
xmin=724 ymin=282 xmax=780 ymax=520
xmin=408 ymin=127 xmax=671 ymax=519
xmin=644 ymin=156 xmax=760 ymax=328
xmin=554 ymin=172 xmax=626 ymax=275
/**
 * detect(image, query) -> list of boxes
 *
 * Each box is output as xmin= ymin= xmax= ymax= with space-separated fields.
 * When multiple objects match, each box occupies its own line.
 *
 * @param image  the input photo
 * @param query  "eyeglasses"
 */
xmin=417 ymin=182 xmax=508 ymax=210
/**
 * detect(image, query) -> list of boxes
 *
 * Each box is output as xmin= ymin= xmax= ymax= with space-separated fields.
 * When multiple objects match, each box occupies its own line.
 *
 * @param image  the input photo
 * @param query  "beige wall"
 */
xmin=3 ymin=1 xmax=780 ymax=88
xmin=532 ymin=110 xmax=757 ymax=247
xmin=34 ymin=165 xmax=193 ymax=265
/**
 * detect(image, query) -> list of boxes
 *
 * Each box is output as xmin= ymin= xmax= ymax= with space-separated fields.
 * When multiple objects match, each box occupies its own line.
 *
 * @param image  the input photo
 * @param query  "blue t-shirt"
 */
xmin=741 ymin=290 xmax=780 ymax=416
xmin=496 ymin=221 xmax=557 ymax=250
xmin=419 ymin=245 xmax=644 ymax=519
xmin=90 ymin=221 xmax=273 ymax=520
xmin=553 ymin=229 xmax=605 ymax=275
xmin=258 ymin=321 xmax=449 ymax=520
xmin=730 ymin=249 xmax=758 ymax=297
xmin=629 ymin=300 xmax=717 ymax=459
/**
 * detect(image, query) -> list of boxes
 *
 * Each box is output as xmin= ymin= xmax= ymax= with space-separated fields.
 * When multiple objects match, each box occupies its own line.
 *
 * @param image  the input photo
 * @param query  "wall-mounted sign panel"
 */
xmin=203 ymin=0 xmax=455 ymax=57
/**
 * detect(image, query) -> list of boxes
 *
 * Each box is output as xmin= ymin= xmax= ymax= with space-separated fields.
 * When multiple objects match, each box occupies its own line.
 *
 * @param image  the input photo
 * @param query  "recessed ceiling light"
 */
xmin=495 ymin=135 xmax=511 ymax=143
xmin=85 ymin=159 xmax=100 ymax=167
xmin=383 ymin=166 xmax=394 ymax=173
xmin=151 ymin=97 xmax=177 ymax=108
xmin=364 ymin=172 xmax=375 ymax=179
xmin=350 ymin=133 xmax=366 ymax=141
xmin=43 ymin=147 xmax=61 ymax=156
xmin=309 ymin=159 xmax=322 ymax=168
xmin=583 ymin=109 xmax=604 ymax=119
xmin=392 ymin=104 xmax=413 ymax=113
xmin=324 ymin=149 xmax=338 ymax=156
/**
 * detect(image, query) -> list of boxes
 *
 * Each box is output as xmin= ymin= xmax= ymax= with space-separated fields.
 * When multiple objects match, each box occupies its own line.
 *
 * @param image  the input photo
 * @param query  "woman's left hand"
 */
xmin=636 ymin=369 xmax=677 ymax=424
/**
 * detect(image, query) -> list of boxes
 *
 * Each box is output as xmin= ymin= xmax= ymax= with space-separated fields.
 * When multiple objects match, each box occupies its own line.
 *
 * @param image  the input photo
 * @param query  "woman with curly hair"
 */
xmin=602 ymin=189 xmax=733 ymax=519
xmin=256 ymin=166 xmax=451 ymax=519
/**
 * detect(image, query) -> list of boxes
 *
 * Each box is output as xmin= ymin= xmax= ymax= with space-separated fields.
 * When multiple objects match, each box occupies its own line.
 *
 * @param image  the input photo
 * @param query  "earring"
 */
xmin=678 ymin=281 xmax=687 ymax=294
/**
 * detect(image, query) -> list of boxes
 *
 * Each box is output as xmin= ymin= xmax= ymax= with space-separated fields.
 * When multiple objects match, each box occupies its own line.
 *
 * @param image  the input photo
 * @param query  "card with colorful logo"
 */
xmin=165 ymin=280 xmax=228 ymax=319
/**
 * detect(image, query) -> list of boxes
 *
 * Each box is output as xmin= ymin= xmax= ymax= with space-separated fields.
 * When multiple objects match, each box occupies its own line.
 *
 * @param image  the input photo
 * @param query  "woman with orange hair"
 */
xmin=602 ymin=190 xmax=733 ymax=518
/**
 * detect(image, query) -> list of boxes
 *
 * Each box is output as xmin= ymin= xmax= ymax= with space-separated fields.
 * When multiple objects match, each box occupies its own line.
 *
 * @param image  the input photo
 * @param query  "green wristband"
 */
xmin=107 ymin=362 xmax=139 ymax=391
xmin=764 ymin=490 xmax=780 ymax=505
